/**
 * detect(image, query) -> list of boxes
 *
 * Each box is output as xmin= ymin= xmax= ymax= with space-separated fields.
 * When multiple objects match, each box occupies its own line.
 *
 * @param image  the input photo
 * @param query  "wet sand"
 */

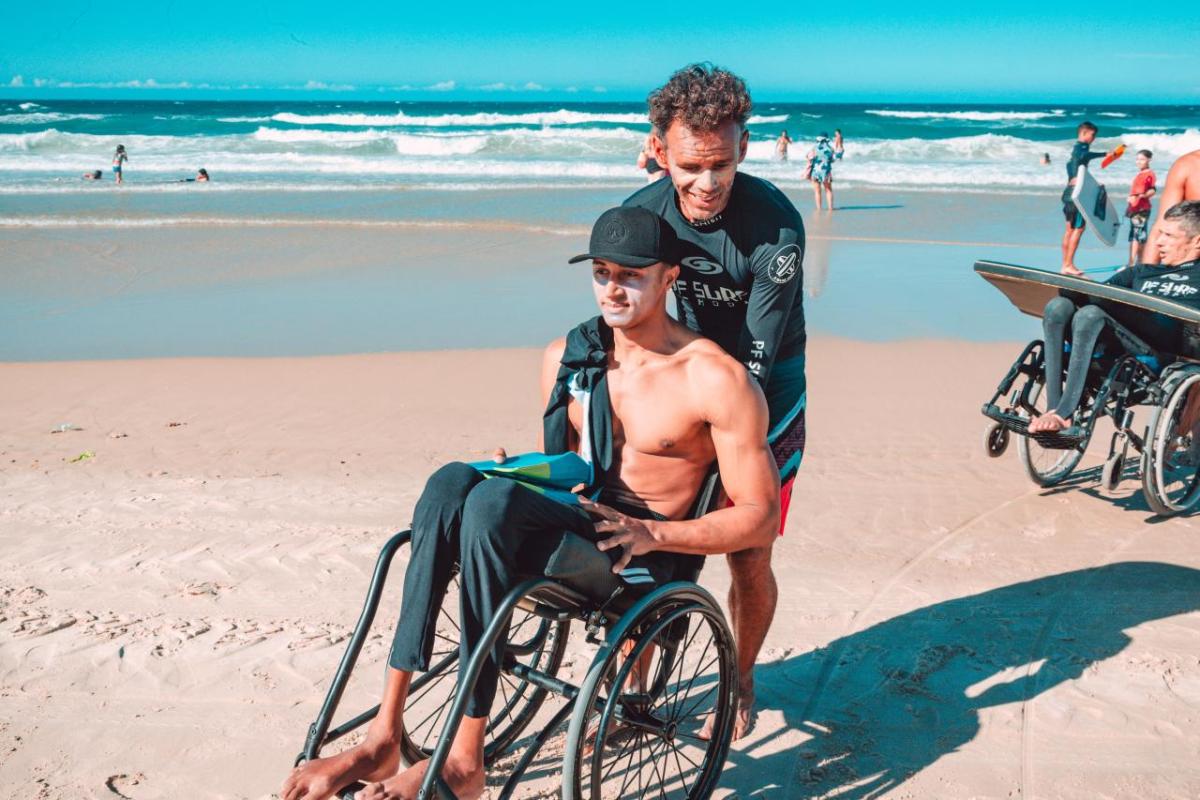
xmin=1 ymin=185 xmax=1128 ymax=361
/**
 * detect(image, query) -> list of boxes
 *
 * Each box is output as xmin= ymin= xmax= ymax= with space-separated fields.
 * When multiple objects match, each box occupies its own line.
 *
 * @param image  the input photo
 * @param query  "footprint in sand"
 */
xmin=104 ymin=773 xmax=146 ymax=799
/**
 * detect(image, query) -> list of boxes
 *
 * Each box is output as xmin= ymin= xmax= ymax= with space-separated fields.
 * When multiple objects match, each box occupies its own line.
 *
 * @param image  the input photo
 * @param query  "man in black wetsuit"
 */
xmin=624 ymin=63 xmax=806 ymax=739
xmin=1032 ymin=201 xmax=1200 ymax=435
xmin=1061 ymin=120 xmax=1114 ymax=276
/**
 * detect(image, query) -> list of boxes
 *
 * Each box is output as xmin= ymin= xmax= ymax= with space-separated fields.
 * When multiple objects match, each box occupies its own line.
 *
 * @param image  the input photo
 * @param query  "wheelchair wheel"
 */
xmin=1101 ymin=452 xmax=1125 ymax=494
xmin=983 ymin=422 xmax=1010 ymax=458
xmin=563 ymin=590 xmax=736 ymax=799
xmin=398 ymin=572 xmax=569 ymax=765
xmin=1017 ymin=378 xmax=1086 ymax=486
xmin=1141 ymin=369 xmax=1200 ymax=516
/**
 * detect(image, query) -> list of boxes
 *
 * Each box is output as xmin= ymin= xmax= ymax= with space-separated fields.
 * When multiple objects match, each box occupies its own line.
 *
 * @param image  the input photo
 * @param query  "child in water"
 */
xmin=112 ymin=145 xmax=128 ymax=184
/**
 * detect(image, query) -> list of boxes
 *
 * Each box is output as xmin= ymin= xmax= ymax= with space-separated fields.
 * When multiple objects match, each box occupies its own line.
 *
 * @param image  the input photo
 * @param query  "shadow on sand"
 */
xmin=719 ymin=561 xmax=1200 ymax=797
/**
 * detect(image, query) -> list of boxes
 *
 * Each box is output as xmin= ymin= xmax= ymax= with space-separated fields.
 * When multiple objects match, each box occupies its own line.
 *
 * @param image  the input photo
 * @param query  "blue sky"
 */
xmin=4 ymin=2 xmax=1199 ymax=103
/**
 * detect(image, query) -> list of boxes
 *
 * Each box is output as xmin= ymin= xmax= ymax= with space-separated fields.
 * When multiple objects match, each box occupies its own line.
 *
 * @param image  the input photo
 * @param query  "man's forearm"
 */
xmin=647 ymin=503 xmax=778 ymax=556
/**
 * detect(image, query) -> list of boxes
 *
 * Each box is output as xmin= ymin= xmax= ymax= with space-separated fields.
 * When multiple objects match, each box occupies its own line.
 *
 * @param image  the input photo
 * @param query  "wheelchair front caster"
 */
xmin=1101 ymin=452 xmax=1125 ymax=494
xmin=983 ymin=422 xmax=1010 ymax=458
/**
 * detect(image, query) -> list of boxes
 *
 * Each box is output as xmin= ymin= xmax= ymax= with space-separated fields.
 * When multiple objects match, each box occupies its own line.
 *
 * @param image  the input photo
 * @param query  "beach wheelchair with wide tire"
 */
xmin=976 ymin=260 xmax=1200 ymax=516
xmin=295 ymin=472 xmax=738 ymax=799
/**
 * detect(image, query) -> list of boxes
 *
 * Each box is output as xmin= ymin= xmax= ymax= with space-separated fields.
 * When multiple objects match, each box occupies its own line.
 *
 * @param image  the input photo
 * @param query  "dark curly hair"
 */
xmin=647 ymin=63 xmax=752 ymax=136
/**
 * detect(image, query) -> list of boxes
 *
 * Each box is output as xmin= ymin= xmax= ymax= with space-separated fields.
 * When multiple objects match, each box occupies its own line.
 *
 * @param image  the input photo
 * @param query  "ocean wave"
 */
xmin=0 ymin=112 xmax=107 ymax=124
xmin=217 ymin=116 xmax=273 ymax=123
xmin=0 ymin=215 xmax=584 ymax=235
xmin=18 ymin=102 xmax=44 ymax=111
xmin=1099 ymin=112 xmax=1129 ymax=118
xmin=271 ymin=109 xmax=651 ymax=127
xmin=1119 ymin=128 xmax=1200 ymax=158
xmin=865 ymin=109 xmax=1065 ymax=122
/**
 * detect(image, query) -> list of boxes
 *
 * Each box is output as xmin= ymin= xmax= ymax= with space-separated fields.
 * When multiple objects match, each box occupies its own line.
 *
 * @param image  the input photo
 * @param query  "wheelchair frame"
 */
xmin=296 ymin=475 xmax=740 ymax=799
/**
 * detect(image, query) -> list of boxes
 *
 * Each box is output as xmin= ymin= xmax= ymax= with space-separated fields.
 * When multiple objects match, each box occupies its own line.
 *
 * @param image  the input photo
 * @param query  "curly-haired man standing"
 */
xmin=624 ymin=63 xmax=807 ymax=740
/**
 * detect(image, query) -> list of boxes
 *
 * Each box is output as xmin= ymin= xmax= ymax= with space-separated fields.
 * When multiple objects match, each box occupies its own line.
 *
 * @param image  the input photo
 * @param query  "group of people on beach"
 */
xmin=80 ymin=143 xmax=210 ymax=184
xmin=274 ymin=66 xmax=1200 ymax=800
xmin=284 ymin=63 xmax=808 ymax=800
xmin=1059 ymin=120 xmax=1200 ymax=275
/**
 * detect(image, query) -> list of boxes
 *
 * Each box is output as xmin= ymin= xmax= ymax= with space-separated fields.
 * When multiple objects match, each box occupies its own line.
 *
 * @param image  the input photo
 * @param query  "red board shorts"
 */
xmin=723 ymin=407 xmax=806 ymax=536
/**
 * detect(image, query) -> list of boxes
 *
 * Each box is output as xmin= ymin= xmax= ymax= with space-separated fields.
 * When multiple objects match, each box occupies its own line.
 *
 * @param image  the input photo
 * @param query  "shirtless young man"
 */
xmin=1144 ymin=149 xmax=1200 ymax=265
xmin=280 ymin=205 xmax=780 ymax=800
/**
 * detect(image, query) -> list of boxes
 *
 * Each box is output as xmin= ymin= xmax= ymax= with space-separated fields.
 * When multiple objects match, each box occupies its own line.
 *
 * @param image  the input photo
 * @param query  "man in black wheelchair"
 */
xmin=1030 ymin=201 xmax=1200 ymax=436
xmin=281 ymin=206 xmax=781 ymax=800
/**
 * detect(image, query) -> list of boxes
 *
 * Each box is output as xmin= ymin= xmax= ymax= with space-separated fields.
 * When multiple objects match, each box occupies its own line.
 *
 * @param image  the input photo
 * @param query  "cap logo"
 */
xmin=603 ymin=219 xmax=628 ymax=243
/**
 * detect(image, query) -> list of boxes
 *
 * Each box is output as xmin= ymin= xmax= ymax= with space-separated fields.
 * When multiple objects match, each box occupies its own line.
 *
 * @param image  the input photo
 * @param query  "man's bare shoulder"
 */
xmin=543 ymin=336 xmax=567 ymax=365
xmin=1168 ymin=150 xmax=1200 ymax=180
xmin=678 ymin=338 xmax=759 ymax=404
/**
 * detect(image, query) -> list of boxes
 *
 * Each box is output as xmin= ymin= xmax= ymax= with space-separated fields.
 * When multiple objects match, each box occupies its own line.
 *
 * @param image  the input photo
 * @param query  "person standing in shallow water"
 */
xmin=626 ymin=62 xmax=808 ymax=741
xmin=805 ymin=133 xmax=836 ymax=211
xmin=775 ymin=130 xmax=792 ymax=161
xmin=112 ymin=144 xmax=128 ymax=185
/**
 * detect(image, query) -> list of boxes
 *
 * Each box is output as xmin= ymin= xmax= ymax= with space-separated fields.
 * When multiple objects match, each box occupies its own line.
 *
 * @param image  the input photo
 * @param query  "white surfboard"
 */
xmin=1071 ymin=164 xmax=1120 ymax=247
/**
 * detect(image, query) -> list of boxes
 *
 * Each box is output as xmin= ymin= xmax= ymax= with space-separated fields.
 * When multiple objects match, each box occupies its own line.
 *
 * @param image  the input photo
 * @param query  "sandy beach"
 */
xmin=3 ymin=335 xmax=1199 ymax=799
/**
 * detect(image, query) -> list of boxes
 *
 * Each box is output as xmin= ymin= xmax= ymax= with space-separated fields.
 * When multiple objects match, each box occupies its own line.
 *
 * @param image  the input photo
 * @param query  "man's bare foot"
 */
xmin=282 ymin=738 xmax=401 ymax=800
xmin=1029 ymin=412 xmax=1070 ymax=433
xmin=697 ymin=685 xmax=754 ymax=742
xmin=1061 ymin=265 xmax=1088 ymax=278
xmin=354 ymin=753 xmax=485 ymax=800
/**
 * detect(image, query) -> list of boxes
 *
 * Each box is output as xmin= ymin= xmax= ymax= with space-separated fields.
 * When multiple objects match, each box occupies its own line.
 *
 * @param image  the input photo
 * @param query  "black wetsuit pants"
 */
xmin=1042 ymin=296 xmax=1111 ymax=419
xmin=387 ymin=462 xmax=682 ymax=718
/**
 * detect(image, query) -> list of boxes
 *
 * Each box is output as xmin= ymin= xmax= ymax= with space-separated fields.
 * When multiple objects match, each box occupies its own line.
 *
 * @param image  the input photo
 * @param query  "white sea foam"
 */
xmin=0 ymin=215 xmax=583 ymax=235
xmin=271 ymin=109 xmax=651 ymax=127
xmin=18 ymin=102 xmax=44 ymax=111
xmin=3 ymin=118 xmax=1196 ymax=191
xmin=217 ymin=116 xmax=273 ymax=123
xmin=865 ymin=109 xmax=1065 ymax=122
xmin=1099 ymin=112 xmax=1129 ymax=118
xmin=1119 ymin=128 xmax=1200 ymax=158
xmin=0 ymin=112 xmax=106 ymax=124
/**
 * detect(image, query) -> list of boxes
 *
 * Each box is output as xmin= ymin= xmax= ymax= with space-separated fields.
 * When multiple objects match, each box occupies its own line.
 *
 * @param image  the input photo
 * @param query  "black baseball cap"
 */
xmin=568 ymin=206 xmax=679 ymax=268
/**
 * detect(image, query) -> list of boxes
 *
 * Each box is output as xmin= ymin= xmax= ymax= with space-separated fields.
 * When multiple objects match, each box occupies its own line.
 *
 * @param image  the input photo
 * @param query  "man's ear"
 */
xmin=664 ymin=264 xmax=681 ymax=285
xmin=738 ymin=127 xmax=749 ymax=164
xmin=651 ymin=130 xmax=668 ymax=166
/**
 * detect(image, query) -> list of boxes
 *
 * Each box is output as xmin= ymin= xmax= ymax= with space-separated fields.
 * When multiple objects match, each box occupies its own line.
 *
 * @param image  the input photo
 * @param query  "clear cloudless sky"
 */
xmin=4 ymin=1 xmax=1199 ymax=103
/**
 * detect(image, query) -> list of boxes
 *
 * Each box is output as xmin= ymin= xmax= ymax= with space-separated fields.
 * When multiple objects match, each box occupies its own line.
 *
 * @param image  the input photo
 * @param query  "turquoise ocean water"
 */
xmin=1 ymin=100 xmax=1196 ymax=359
xmin=1 ymin=100 xmax=1197 ymax=206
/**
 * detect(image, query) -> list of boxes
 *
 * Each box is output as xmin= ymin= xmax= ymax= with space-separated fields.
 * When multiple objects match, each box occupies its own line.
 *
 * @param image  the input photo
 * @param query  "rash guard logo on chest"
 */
xmin=681 ymin=256 xmax=724 ymax=276
xmin=769 ymin=244 xmax=801 ymax=284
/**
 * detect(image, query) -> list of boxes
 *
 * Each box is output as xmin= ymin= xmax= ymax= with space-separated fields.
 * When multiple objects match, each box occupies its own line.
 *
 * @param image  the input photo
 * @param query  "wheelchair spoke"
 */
xmin=677 ymin=683 xmax=719 ymax=724
xmin=643 ymin=734 xmax=672 ymax=796
xmin=666 ymin=642 xmax=717 ymax=722
xmin=670 ymin=741 xmax=694 ymax=796
xmin=611 ymin=731 xmax=644 ymax=798
xmin=660 ymin=618 xmax=701 ymax=721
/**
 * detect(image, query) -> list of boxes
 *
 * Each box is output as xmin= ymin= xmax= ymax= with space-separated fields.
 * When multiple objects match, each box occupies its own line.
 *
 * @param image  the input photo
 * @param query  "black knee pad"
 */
xmin=1043 ymin=296 xmax=1076 ymax=324
xmin=1072 ymin=304 xmax=1109 ymax=332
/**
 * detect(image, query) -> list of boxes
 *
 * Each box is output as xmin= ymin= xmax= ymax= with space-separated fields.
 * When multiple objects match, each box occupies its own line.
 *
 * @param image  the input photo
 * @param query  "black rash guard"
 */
xmin=1105 ymin=260 xmax=1200 ymax=302
xmin=1066 ymin=141 xmax=1105 ymax=183
xmin=623 ymin=172 xmax=806 ymax=387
